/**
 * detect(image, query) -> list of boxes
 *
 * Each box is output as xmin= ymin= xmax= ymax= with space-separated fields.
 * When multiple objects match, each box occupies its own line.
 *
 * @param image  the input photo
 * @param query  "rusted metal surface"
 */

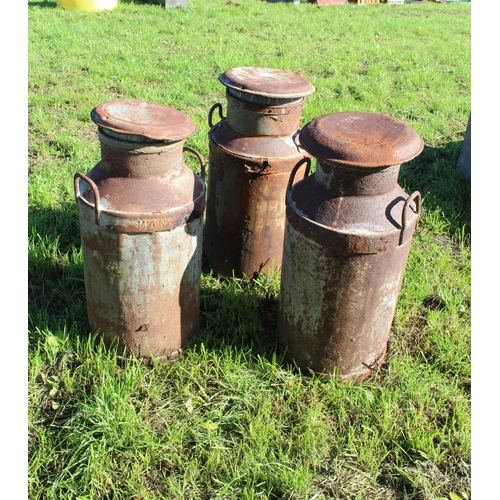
xmin=219 ymin=67 xmax=315 ymax=101
xmin=204 ymin=68 xmax=314 ymax=279
xmin=299 ymin=112 xmax=424 ymax=168
xmin=91 ymin=99 xmax=197 ymax=141
xmin=277 ymin=112 xmax=423 ymax=381
xmin=74 ymin=100 xmax=205 ymax=361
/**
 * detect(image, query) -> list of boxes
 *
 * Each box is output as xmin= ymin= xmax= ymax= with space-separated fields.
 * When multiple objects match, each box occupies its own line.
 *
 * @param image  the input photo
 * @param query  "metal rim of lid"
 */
xmin=219 ymin=67 xmax=315 ymax=99
xmin=91 ymin=99 xmax=197 ymax=142
xmin=299 ymin=112 xmax=424 ymax=168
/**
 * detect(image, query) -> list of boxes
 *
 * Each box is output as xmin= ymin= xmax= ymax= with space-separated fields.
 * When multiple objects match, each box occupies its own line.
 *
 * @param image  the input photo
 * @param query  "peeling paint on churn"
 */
xmin=74 ymin=100 xmax=206 ymax=361
xmin=204 ymin=67 xmax=315 ymax=279
xmin=277 ymin=112 xmax=424 ymax=381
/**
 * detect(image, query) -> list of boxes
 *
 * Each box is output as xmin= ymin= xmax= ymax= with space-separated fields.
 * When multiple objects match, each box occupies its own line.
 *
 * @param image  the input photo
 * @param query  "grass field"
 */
xmin=28 ymin=1 xmax=471 ymax=498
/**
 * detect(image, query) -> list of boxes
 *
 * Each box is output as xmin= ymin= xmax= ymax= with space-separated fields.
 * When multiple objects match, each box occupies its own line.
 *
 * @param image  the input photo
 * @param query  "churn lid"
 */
xmin=219 ymin=67 xmax=315 ymax=100
xmin=91 ymin=100 xmax=197 ymax=142
xmin=299 ymin=112 xmax=424 ymax=168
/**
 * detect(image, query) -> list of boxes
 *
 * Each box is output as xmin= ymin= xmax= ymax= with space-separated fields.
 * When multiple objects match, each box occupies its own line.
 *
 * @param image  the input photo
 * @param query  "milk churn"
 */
xmin=74 ymin=100 xmax=206 ymax=361
xmin=277 ymin=112 xmax=424 ymax=381
xmin=204 ymin=67 xmax=315 ymax=279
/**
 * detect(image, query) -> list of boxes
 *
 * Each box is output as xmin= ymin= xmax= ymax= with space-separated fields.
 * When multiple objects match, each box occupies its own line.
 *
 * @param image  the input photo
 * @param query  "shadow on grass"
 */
xmin=192 ymin=267 xmax=287 ymax=367
xmin=28 ymin=201 xmax=286 ymax=370
xmin=28 ymin=140 xmax=469 ymax=369
xmin=28 ymin=203 xmax=88 ymax=345
xmin=399 ymin=141 xmax=471 ymax=244
xmin=28 ymin=1 xmax=58 ymax=7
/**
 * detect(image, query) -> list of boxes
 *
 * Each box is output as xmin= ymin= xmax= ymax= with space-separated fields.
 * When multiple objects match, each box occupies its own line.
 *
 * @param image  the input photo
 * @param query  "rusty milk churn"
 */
xmin=74 ymin=100 xmax=206 ymax=361
xmin=277 ymin=112 xmax=424 ymax=381
xmin=204 ymin=67 xmax=315 ymax=279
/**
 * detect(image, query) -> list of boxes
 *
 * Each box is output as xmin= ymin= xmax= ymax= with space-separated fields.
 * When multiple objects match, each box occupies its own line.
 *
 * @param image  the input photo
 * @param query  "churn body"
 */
xmin=74 ymin=100 xmax=206 ymax=360
xmin=277 ymin=112 xmax=424 ymax=381
xmin=204 ymin=67 xmax=315 ymax=279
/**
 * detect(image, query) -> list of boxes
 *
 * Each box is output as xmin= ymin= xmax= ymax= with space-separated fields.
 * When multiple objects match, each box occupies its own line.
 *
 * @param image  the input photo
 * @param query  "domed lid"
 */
xmin=219 ymin=67 xmax=315 ymax=100
xmin=299 ymin=112 xmax=424 ymax=168
xmin=91 ymin=99 xmax=197 ymax=142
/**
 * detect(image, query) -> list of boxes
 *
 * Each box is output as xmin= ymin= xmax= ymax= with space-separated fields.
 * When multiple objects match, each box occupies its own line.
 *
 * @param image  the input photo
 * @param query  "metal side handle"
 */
xmin=208 ymin=102 xmax=225 ymax=129
xmin=74 ymin=172 xmax=101 ymax=226
xmin=183 ymin=146 xmax=206 ymax=181
xmin=286 ymin=157 xmax=311 ymax=197
xmin=399 ymin=190 xmax=421 ymax=246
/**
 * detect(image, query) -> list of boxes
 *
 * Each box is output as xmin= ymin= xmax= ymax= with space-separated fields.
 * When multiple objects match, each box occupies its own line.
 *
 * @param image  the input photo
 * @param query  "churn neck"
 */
xmin=224 ymin=89 xmax=306 ymax=137
xmin=314 ymin=160 xmax=401 ymax=196
xmin=97 ymin=128 xmax=186 ymax=178
xmin=91 ymin=99 xmax=197 ymax=178
xmin=217 ymin=67 xmax=314 ymax=138
xmin=299 ymin=111 xmax=424 ymax=194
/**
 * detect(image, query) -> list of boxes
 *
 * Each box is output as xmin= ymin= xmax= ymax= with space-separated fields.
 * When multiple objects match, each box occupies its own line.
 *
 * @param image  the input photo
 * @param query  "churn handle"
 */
xmin=183 ymin=146 xmax=206 ymax=181
xmin=286 ymin=157 xmax=311 ymax=195
xmin=74 ymin=172 xmax=101 ymax=226
xmin=399 ymin=190 xmax=421 ymax=246
xmin=208 ymin=103 xmax=225 ymax=128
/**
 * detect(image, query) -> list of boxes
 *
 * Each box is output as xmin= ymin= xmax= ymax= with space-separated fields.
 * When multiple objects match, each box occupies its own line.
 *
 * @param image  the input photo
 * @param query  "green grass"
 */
xmin=29 ymin=1 xmax=471 ymax=498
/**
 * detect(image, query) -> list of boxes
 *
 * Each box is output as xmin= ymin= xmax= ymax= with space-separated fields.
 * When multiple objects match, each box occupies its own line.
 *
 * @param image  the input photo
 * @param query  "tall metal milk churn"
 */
xmin=277 ymin=112 xmax=424 ymax=381
xmin=74 ymin=100 xmax=206 ymax=361
xmin=204 ymin=67 xmax=315 ymax=279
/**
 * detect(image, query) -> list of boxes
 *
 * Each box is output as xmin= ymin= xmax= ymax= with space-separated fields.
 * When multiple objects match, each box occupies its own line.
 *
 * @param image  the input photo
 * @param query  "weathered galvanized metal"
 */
xmin=277 ymin=112 xmax=424 ymax=381
xmin=74 ymin=99 xmax=206 ymax=361
xmin=204 ymin=67 xmax=315 ymax=279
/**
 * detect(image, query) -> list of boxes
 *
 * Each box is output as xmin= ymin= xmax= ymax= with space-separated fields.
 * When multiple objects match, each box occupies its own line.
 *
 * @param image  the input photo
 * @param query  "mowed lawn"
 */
xmin=28 ymin=1 xmax=471 ymax=499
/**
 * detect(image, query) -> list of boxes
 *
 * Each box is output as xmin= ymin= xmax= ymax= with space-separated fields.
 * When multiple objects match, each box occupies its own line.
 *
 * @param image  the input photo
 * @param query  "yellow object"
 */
xmin=56 ymin=0 xmax=117 ymax=12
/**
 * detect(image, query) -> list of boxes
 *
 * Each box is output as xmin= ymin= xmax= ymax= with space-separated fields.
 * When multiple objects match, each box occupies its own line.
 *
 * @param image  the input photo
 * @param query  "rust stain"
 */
xmin=277 ymin=112 xmax=423 ymax=381
xmin=204 ymin=68 xmax=314 ymax=279
xmin=75 ymin=100 xmax=205 ymax=362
